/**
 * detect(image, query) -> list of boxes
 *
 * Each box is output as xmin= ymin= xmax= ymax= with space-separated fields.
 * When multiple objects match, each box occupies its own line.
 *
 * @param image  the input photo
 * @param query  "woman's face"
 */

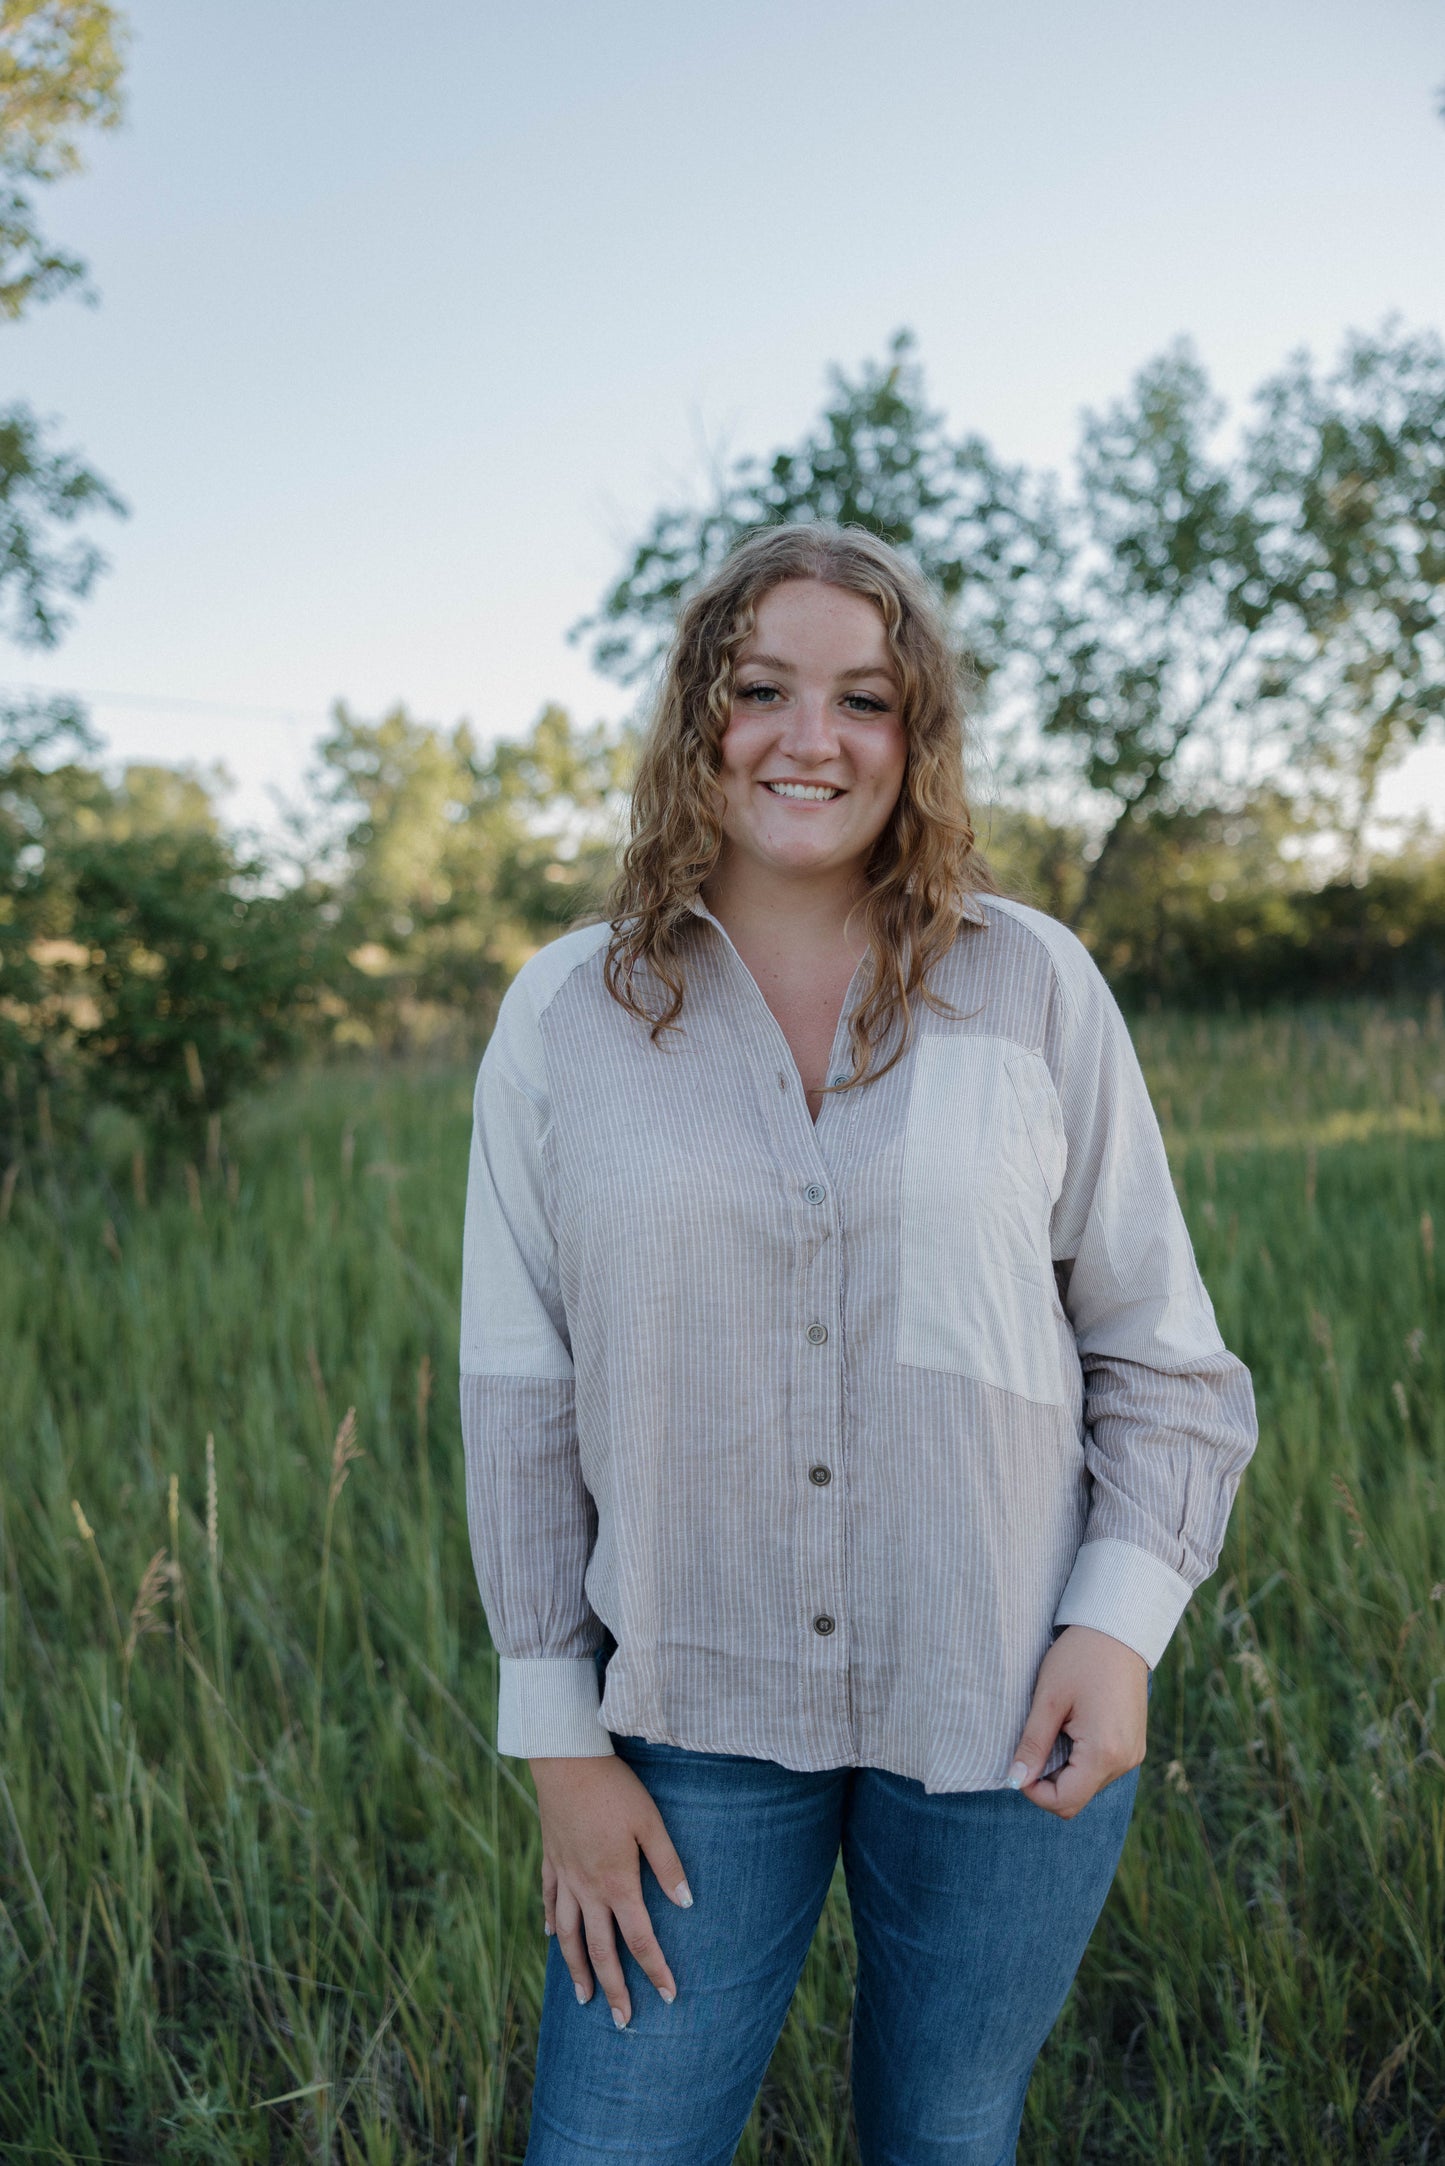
xmin=713 ymin=578 xmax=908 ymax=894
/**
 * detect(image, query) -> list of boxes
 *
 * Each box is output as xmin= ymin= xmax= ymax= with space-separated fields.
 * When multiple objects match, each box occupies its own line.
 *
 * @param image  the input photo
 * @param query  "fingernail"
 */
xmin=660 ymin=1986 xmax=676 ymax=2004
xmin=674 ymin=1881 xmax=693 ymax=1908
xmin=612 ymin=2006 xmax=628 ymax=2030
xmin=1007 ymin=1760 xmax=1030 ymax=1790
xmin=574 ymin=1983 xmax=587 ymax=2004
xmin=544 ymin=1921 xmax=554 ymax=1936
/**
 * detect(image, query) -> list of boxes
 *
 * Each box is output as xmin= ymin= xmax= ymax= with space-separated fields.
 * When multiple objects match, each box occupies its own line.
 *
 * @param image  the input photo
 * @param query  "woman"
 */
xmin=459 ymin=523 xmax=1257 ymax=2163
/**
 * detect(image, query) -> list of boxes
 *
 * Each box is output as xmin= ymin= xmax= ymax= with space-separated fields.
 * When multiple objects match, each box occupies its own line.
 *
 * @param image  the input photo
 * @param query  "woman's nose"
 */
xmin=778 ymin=692 xmax=839 ymax=756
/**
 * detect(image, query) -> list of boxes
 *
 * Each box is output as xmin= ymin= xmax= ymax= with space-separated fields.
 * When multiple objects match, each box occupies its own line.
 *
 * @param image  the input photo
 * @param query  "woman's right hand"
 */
xmin=529 ymin=1756 xmax=693 ymax=2029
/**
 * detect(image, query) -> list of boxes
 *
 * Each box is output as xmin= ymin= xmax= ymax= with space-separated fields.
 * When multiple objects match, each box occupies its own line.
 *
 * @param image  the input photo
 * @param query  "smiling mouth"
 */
xmin=763 ymin=780 xmax=844 ymax=802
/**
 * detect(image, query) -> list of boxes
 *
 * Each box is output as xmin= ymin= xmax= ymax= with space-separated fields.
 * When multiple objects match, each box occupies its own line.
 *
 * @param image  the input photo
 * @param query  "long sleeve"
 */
xmin=1045 ymin=944 xmax=1258 ymax=1668
xmin=459 ymin=968 xmax=614 ymax=1760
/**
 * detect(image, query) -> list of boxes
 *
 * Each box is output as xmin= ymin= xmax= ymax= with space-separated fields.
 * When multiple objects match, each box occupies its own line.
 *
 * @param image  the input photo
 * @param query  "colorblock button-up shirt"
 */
xmin=458 ymin=891 xmax=1258 ymax=1794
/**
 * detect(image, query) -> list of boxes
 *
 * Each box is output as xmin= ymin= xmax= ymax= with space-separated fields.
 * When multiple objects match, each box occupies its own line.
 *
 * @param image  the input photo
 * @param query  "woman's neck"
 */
xmin=700 ymin=858 xmax=870 ymax=964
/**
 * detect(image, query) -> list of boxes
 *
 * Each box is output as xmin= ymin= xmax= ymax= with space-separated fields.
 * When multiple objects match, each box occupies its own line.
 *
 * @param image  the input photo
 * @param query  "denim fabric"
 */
xmin=523 ymin=1644 xmax=1149 ymax=2164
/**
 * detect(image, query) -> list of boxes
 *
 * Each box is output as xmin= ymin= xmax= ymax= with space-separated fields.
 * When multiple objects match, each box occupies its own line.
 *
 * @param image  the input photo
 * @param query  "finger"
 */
xmin=1007 ymin=1685 xmax=1070 ymax=1792
xmin=542 ymin=1855 xmax=558 ymax=1937
xmin=637 ymin=1811 xmax=693 ymax=1911
xmin=612 ymin=1888 xmax=678 ymax=2004
xmin=1023 ymin=1743 xmax=1116 ymax=1820
xmin=554 ymin=1882 xmax=594 ymax=2004
xmin=583 ymin=1897 xmax=632 ymax=2029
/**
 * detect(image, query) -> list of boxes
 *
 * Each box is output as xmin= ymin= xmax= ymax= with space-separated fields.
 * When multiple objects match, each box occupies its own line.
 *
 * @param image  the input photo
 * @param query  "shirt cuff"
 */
xmin=1052 ymin=1535 xmax=1195 ymax=1670
xmin=496 ymin=1655 xmax=617 ymax=1759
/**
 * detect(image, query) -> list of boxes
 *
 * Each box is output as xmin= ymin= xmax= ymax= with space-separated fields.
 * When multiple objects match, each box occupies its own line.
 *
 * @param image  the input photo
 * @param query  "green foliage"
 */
xmin=0 ymin=693 xmax=105 ymax=1125
xmin=570 ymin=327 xmax=1055 ymax=696
xmin=309 ymin=696 xmax=634 ymax=1048
xmin=1029 ymin=338 xmax=1281 ymax=919
xmin=0 ymin=3 xmax=129 ymax=696
xmin=0 ymin=709 xmax=341 ymax=1163
xmin=1 ymin=1010 xmax=1441 ymax=2157
xmin=0 ymin=0 xmax=127 ymax=318
xmin=1061 ymin=802 xmax=1444 ymax=1004
xmin=1245 ymin=318 xmax=1445 ymax=841
xmin=62 ymin=826 xmax=339 ymax=1157
xmin=577 ymin=323 xmax=1445 ymax=931
xmin=0 ymin=696 xmax=646 ymax=1161
xmin=0 ymin=398 xmax=126 ymax=642
xmin=985 ymin=792 xmax=1445 ymax=1007
xmin=1037 ymin=317 xmax=1445 ymax=912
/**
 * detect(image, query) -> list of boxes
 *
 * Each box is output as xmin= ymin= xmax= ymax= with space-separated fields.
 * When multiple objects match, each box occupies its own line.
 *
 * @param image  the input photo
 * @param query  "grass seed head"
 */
xmin=1331 ymin=1472 xmax=1367 ymax=1548
xmin=124 ymin=1548 xmax=172 ymax=1664
xmin=328 ymin=1406 xmax=364 ymax=1505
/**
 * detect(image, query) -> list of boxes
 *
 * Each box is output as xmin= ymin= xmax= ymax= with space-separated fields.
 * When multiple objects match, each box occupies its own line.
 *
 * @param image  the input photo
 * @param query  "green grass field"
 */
xmin=3 ymin=999 xmax=1443 ymax=2162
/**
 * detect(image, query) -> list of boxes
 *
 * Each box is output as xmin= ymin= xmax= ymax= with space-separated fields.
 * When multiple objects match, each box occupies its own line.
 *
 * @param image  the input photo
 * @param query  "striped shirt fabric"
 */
xmin=459 ymin=890 xmax=1258 ymax=1794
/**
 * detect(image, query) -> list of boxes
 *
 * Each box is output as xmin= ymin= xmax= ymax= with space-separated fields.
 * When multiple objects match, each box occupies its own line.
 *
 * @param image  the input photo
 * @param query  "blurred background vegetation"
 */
xmin=5 ymin=305 xmax=1444 ymax=1184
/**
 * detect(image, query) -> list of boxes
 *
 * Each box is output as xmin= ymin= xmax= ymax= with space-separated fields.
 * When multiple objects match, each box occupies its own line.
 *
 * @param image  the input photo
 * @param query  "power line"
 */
xmin=0 ymin=679 xmax=332 ymax=725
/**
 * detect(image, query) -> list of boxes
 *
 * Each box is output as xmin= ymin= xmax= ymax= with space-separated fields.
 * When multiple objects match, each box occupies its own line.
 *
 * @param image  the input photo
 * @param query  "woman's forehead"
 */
xmin=740 ymin=582 xmax=896 ymax=675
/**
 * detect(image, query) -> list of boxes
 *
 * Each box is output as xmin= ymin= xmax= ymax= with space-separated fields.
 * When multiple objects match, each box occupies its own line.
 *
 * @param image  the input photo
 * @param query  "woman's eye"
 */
xmin=738 ymin=683 xmax=782 ymax=704
xmin=844 ymin=695 xmax=887 ymax=714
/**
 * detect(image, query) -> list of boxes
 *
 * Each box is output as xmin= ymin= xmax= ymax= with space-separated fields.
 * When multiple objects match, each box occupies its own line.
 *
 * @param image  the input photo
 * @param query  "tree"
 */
xmin=64 ymin=818 xmax=335 ymax=1158
xmin=308 ymin=699 xmax=633 ymax=1041
xmin=0 ymin=0 xmax=126 ymax=319
xmin=0 ymin=398 xmax=124 ymax=642
xmin=0 ymin=2 xmax=127 ymax=653
xmin=0 ymin=691 xmax=101 ymax=1139
xmin=580 ymin=323 xmax=1445 ymax=928
xmin=0 ymin=710 xmax=334 ymax=1164
xmin=570 ymin=328 xmax=1057 ymax=700
xmin=1024 ymin=338 xmax=1288 ymax=922
xmin=1243 ymin=319 xmax=1445 ymax=858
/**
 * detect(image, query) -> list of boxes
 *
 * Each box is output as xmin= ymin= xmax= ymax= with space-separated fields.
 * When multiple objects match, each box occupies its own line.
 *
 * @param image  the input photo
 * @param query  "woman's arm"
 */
xmin=1045 ymin=939 xmax=1259 ymax=1668
xmin=460 ymin=960 xmax=689 ymax=2022
xmin=1007 ymin=922 xmax=1258 ymax=1815
xmin=460 ymin=967 xmax=615 ymax=1758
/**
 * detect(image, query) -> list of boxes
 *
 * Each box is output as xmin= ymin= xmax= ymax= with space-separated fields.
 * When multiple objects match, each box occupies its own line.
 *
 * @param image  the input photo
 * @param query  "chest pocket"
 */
xmin=896 ymin=1034 xmax=1068 ymax=1405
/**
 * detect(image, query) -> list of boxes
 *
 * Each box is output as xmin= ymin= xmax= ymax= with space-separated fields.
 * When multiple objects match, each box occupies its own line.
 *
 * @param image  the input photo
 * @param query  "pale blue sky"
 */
xmin=3 ymin=0 xmax=1444 ymax=845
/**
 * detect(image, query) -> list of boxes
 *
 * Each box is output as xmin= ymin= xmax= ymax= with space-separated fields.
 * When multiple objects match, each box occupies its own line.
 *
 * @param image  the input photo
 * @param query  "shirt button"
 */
xmin=804 ymin=1182 xmax=826 ymax=1205
xmin=806 ymin=1321 xmax=829 ymax=1345
xmin=813 ymin=1613 xmax=836 ymax=1635
xmin=809 ymin=1464 xmax=832 ymax=1486
xmin=829 ymin=1073 xmax=848 ymax=1089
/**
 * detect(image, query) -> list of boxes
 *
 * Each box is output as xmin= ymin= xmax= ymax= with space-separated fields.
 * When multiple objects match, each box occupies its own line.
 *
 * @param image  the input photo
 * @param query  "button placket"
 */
xmin=696 ymin=912 xmax=855 ymax=1730
xmin=789 ymin=1042 xmax=852 ymax=1707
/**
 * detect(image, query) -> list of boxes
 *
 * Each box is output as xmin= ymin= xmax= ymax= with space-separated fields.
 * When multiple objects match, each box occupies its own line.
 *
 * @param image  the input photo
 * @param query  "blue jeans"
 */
xmin=525 ymin=1644 xmax=1149 ymax=2165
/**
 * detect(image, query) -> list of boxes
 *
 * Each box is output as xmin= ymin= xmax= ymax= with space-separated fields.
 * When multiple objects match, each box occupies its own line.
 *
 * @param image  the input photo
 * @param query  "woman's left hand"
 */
xmin=1006 ymin=1623 xmax=1149 ymax=1817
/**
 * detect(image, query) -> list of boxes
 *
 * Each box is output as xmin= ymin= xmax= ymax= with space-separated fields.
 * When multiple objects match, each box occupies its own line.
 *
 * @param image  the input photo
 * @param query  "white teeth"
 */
xmin=765 ymin=781 xmax=842 ymax=802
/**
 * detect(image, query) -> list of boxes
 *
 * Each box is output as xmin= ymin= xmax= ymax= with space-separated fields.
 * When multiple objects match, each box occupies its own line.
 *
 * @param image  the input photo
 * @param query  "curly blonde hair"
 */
xmin=594 ymin=522 xmax=997 ymax=1096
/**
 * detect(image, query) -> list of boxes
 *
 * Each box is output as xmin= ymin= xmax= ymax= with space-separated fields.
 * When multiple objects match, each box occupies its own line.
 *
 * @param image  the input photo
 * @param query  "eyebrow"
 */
xmin=735 ymin=651 xmax=898 ymax=684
